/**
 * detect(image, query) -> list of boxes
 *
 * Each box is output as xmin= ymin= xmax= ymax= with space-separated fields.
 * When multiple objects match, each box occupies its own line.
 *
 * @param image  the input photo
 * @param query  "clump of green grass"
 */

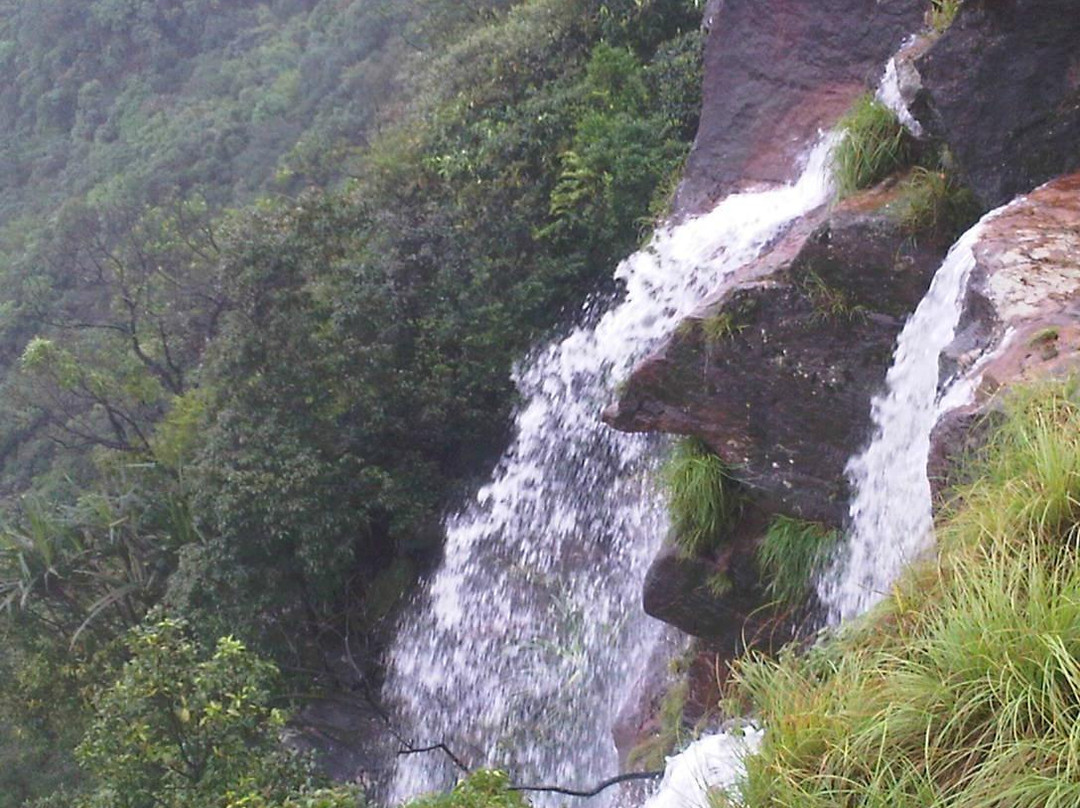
xmin=802 ymin=271 xmax=867 ymax=323
xmin=663 ymin=437 xmax=741 ymax=556
xmin=929 ymin=0 xmax=962 ymax=32
xmin=700 ymin=312 xmax=742 ymax=345
xmin=726 ymin=380 xmax=1080 ymax=808
xmin=832 ymin=94 xmax=913 ymax=196
xmin=1030 ymin=327 xmax=1061 ymax=360
xmin=898 ymin=164 xmax=982 ymax=240
xmin=756 ymin=516 xmax=838 ymax=607
xmin=705 ymin=570 xmax=733 ymax=598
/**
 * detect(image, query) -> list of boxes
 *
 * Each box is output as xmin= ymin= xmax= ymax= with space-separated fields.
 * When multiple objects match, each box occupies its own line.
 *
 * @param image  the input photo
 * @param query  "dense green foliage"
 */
xmin=56 ymin=619 xmax=358 ymax=808
xmin=663 ymin=437 xmax=741 ymax=556
xmin=0 ymin=0 xmax=705 ymax=803
xmin=724 ymin=382 xmax=1080 ymax=807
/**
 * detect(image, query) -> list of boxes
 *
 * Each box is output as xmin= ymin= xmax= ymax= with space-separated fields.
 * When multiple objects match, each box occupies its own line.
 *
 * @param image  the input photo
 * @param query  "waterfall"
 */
xmin=380 ymin=137 xmax=835 ymax=805
xmin=818 ymin=208 xmax=1007 ymax=623
xmin=642 ymin=726 xmax=764 ymax=808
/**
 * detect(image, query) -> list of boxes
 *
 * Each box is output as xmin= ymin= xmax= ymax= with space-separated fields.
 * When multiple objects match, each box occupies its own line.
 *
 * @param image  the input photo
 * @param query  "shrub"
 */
xmin=831 ymin=95 xmax=912 ymax=196
xmin=406 ymin=770 xmax=528 ymax=808
xmin=756 ymin=516 xmax=837 ymax=607
xmin=663 ymin=438 xmax=741 ymax=556
xmin=72 ymin=619 xmax=361 ymax=808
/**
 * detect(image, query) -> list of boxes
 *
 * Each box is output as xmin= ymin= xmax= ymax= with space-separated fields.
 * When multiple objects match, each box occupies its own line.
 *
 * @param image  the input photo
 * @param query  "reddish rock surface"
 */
xmin=605 ymin=191 xmax=946 ymax=523
xmin=930 ymin=172 xmax=1080 ymax=490
xmin=675 ymin=0 xmax=925 ymax=215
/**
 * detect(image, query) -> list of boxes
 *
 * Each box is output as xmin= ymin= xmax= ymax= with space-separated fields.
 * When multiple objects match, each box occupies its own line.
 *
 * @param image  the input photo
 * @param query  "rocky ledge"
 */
xmin=675 ymin=0 xmax=924 ymax=213
xmin=931 ymin=171 xmax=1080 ymax=490
xmin=605 ymin=186 xmax=946 ymax=525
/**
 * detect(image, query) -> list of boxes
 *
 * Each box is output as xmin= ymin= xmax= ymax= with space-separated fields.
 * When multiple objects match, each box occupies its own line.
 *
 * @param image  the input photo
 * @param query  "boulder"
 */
xmin=930 ymin=171 xmax=1080 ymax=490
xmin=641 ymin=507 xmax=768 ymax=640
xmin=606 ymin=187 xmax=946 ymax=523
xmin=675 ymin=0 xmax=926 ymax=214
xmin=914 ymin=0 xmax=1080 ymax=209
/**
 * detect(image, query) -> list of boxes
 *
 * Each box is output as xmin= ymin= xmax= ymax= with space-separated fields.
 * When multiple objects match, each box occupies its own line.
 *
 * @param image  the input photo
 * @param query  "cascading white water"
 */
xmin=381 ymin=137 xmax=836 ymax=805
xmin=876 ymin=54 xmax=923 ymax=137
xmin=818 ymin=209 xmax=1006 ymax=623
xmin=642 ymin=726 xmax=764 ymax=808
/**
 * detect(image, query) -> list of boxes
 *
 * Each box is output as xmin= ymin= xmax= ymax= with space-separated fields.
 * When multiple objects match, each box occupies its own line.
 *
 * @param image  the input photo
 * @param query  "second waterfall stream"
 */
xmin=817 ymin=207 xmax=1006 ymax=623
xmin=381 ymin=137 xmax=836 ymax=804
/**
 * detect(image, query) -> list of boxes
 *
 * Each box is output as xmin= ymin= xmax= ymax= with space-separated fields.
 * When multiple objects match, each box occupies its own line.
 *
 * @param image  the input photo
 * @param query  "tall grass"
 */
xmin=832 ymin=95 xmax=912 ymax=196
xmin=663 ymin=437 xmax=740 ymax=556
xmin=728 ymin=381 xmax=1080 ymax=807
xmin=899 ymin=164 xmax=982 ymax=241
xmin=756 ymin=516 xmax=838 ymax=607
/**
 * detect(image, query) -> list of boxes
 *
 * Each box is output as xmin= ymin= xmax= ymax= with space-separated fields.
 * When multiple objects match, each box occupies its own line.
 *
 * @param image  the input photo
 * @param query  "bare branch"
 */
xmin=510 ymin=771 xmax=664 ymax=798
xmin=396 ymin=743 xmax=470 ymax=773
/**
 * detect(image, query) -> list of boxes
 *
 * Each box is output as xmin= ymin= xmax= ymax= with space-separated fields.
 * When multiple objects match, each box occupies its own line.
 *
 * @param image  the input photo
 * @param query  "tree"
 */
xmin=16 ymin=195 xmax=225 ymax=457
xmin=70 ymin=618 xmax=360 ymax=808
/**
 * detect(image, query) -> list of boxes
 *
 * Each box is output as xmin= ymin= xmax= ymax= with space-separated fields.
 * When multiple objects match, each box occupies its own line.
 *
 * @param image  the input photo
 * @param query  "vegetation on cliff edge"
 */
xmin=721 ymin=380 xmax=1080 ymax=807
xmin=0 ymin=0 xmax=705 ymax=804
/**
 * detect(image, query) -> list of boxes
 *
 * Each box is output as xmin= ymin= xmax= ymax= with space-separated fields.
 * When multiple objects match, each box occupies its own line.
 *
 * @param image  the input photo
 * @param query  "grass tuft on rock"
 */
xmin=725 ymin=380 xmax=1080 ymax=808
xmin=899 ymin=164 xmax=982 ymax=241
xmin=832 ymin=94 xmax=913 ymax=196
xmin=663 ymin=437 xmax=741 ymax=557
xmin=756 ymin=516 xmax=837 ymax=607
xmin=929 ymin=0 xmax=962 ymax=33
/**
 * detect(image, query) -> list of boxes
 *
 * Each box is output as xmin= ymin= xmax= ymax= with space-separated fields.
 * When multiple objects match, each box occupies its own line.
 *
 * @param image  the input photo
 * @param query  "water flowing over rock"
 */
xmin=825 ymin=171 xmax=1080 ymax=621
xmin=930 ymin=171 xmax=1080 ymax=491
xmin=913 ymin=0 xmax=1080 ymax=209
xmin=605 ymin=186 xmax=945 ymax=525
xmin=816 ymin=215 xmax=999 ymax=622
xmin=676 ymin=0 xmax=924 ymax=213
xmin=380 ymin=140 xmax=836 ymax=804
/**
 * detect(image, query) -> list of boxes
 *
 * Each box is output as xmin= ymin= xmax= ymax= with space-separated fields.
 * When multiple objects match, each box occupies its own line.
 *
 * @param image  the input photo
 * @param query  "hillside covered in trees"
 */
xmin=0 ymin=1 xmax=706 ymax=804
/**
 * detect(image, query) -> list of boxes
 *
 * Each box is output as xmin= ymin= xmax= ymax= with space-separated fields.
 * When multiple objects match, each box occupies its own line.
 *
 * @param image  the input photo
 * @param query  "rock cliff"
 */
xmin=676 ymin=0 xmax=924 ymax=213
xmin=913 ymin=0 xmax=1080 ymax=209
xmin=611 ymin=0 xmax=1080 ymax=641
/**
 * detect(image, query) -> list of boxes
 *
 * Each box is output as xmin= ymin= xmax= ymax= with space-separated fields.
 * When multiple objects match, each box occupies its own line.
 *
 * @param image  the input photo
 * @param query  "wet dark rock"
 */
xmin=641 ymin=509 xmax=767 ymax=640
xmin=606 ymin=190 xmax=945 ymax=523
xmin=676 ymin=0 xmax=925 ymax=214
xmin=913 ymin=0 xmax=1080 ymax=208
xmin=611 ymin=631 xmax=685 ymax=769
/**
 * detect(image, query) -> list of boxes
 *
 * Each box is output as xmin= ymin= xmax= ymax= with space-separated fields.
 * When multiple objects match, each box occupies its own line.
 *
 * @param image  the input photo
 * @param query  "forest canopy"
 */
xmin=0 ymin=0 xmax=705 ymax=805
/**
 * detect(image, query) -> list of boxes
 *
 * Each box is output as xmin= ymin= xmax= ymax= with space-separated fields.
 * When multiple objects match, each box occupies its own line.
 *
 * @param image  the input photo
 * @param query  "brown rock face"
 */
xmin=605 ymin=192 xmax=946 ymax=523
xmin=930 ymin=172 xmax=1080 ymax=489
xmin=914 ymin=0 xmax=1080 ymax=209
xmin=675 ymin=0 xmax=925 ymax=214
